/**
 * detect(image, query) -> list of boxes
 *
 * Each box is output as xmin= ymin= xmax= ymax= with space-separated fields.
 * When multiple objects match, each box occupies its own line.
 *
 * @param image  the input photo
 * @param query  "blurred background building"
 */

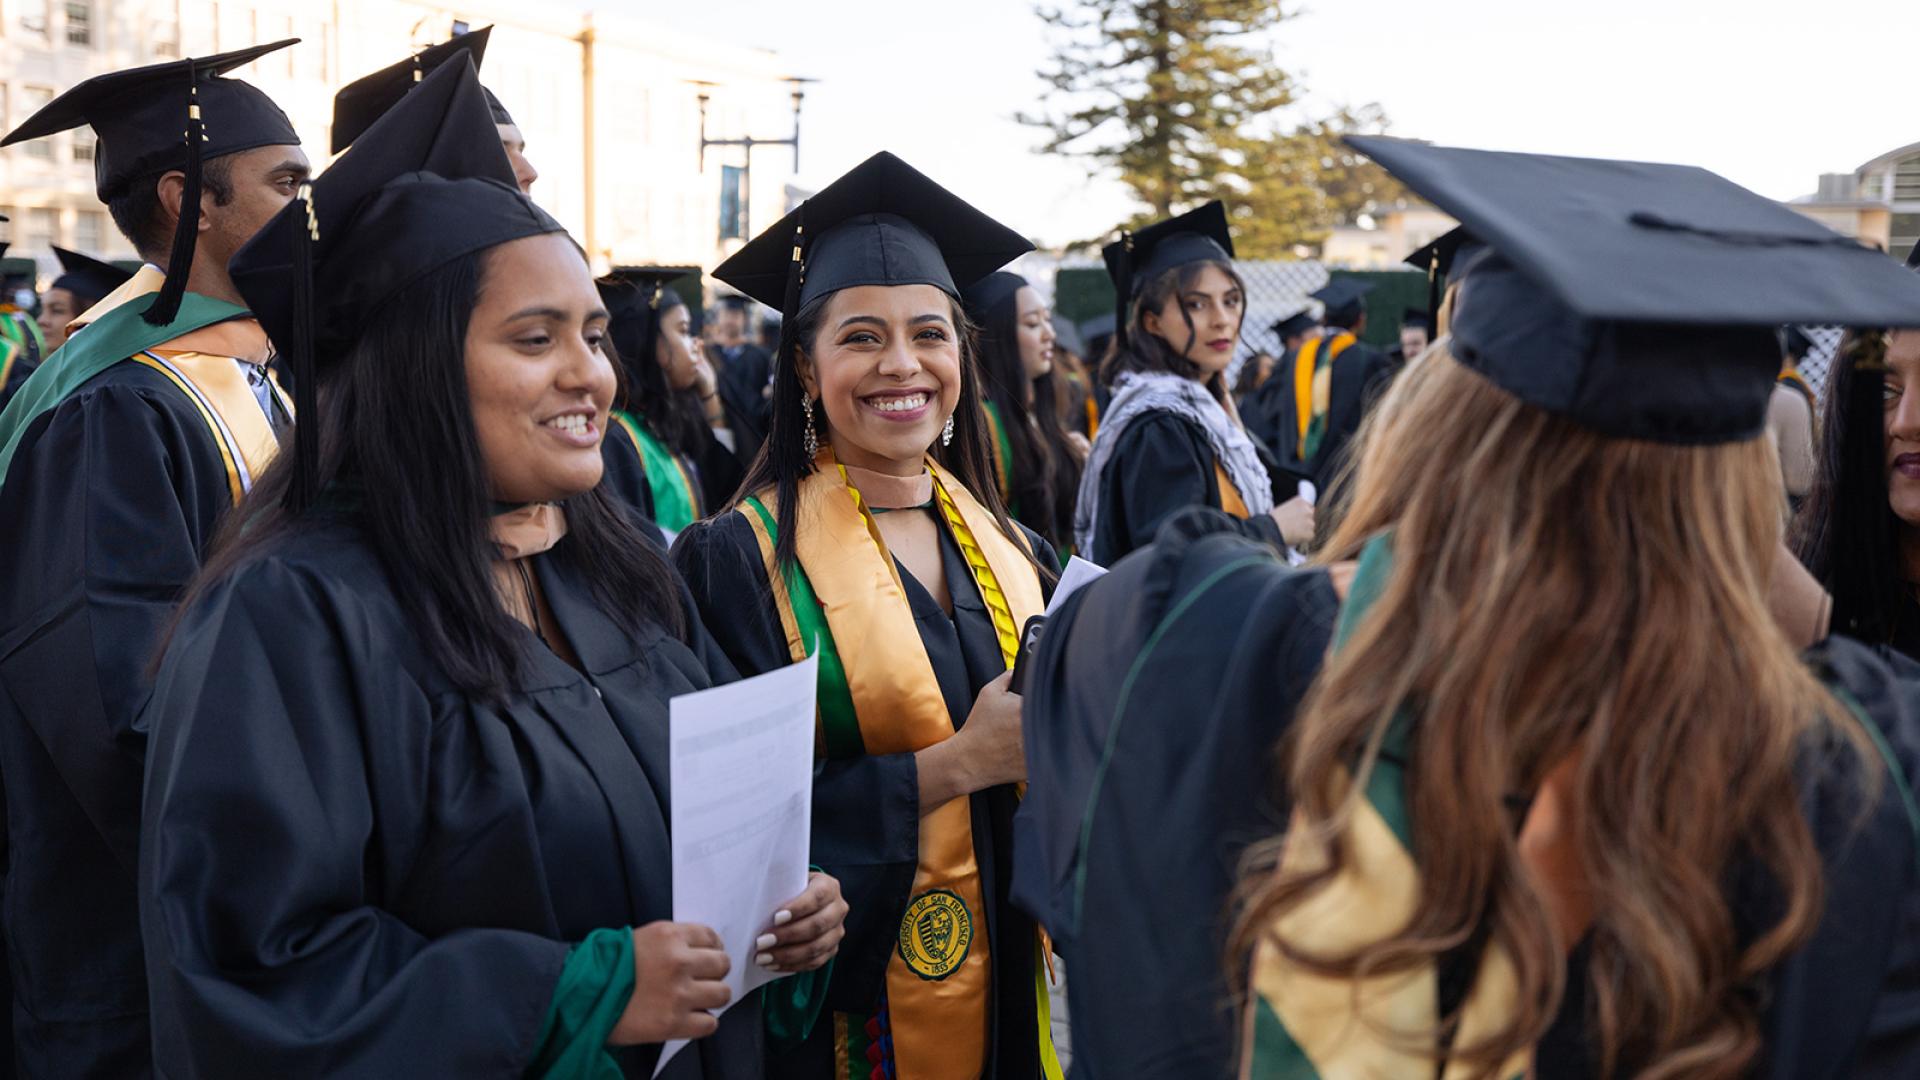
xmin=0 ymin=0 xmax=809 ymax=286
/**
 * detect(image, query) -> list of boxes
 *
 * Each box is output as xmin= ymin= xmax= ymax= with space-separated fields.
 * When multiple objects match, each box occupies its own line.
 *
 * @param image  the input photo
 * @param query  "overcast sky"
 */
xmin=623 ymin=0 xmax=1920 ymax=248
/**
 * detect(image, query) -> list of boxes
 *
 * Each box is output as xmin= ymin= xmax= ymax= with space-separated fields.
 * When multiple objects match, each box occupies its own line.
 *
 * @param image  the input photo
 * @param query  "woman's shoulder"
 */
xmin=672 ymin=502 xmax=763 ymax=565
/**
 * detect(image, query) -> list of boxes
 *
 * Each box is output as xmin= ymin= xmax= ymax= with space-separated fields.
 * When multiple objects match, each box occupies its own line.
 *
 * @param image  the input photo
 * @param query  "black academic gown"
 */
xmin=1086 ymin=409 xmax=1297 ymax=567
xmin=1018 ymin=508 xmax=1920 ymax=1079
xmin=0 ymin=361 xmax=255 ymax=1079
xmin=137 ymin=519 xmax=762 ymax=1078
xmin=600 ymin=419 xmax=746 ymax=529
xmin=673 ymin=510 xmax=1056 ymax=1079
xmin=1246 ymin=339 xmax=1393 ymax=501
xmin=715 ymin=344 xmax=772 ymax=466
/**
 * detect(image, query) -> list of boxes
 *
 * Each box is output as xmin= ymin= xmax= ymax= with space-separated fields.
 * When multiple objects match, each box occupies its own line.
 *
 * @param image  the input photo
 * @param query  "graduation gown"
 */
xmin=600 ymin=415 xmax=745 ymax=536
xmin=673 ymin=509 xmax=1057 ymax=1079
xmin=1019 ymin=508 xmax=1920 ymax=1079
xmin=1246 ymin=337 xmax=1392 ymax=500
xmin=0 ymin=280 xmax=286 ymax=1079
xmin=1085 ymin=409 xmax=1299 ymax=567
xmin=138 ymin=519 xmax=763 ymax=1078
xmin=714 ymin=343 xmax=772 ymax=466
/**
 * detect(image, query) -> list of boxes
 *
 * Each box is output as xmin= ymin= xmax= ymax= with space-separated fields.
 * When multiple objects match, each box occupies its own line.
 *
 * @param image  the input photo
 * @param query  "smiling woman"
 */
xmin=673 ymin=152 xmax=1065 ymax=1080
xmin=136 ymin=59 xmax=844 ymax=1079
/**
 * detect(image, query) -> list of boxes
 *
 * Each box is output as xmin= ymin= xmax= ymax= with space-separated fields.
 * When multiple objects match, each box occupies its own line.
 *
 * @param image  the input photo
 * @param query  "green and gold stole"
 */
xmin=740 ymin=447 xmax=1062 ymax=1080
xmin=612 ymin=410 xmax=699 ymax=533
xmin=1292 ymin=331 xmax=1355 ymax=462
xmin=1242 ymin=535 xmax=1529 ymax=1080
xmin=0 ymin=267 xmax=283 ymax=502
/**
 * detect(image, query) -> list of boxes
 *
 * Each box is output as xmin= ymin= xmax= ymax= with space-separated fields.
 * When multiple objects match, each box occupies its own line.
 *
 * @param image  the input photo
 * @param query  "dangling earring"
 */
xmin=941 ymin=412 xmax=955 ymax=448
xmin=802 ymin=395 xmax=820 ymax=458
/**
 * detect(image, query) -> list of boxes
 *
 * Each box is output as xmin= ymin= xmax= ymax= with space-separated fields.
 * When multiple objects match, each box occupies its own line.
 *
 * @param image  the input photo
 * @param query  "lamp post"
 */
xmin=695 ymin=77 xmax=815 ymax=242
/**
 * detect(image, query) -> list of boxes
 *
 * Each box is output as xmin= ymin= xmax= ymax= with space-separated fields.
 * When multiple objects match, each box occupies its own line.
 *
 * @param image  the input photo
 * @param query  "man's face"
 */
xmin=715 ymin=306 xmax=746 ymax=346
xmin=498 ymin=124 xmax=538 ymax=194
xmin=198 ymin=143 xmax=312 ymax=270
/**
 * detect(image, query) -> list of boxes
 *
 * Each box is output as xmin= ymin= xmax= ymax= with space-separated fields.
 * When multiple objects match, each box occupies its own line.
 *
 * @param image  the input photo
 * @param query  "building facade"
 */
xmin=1787 ymin=142 xmax=1920 ymax=259
xmin=0 ymin=0 xmax=802 ymax=285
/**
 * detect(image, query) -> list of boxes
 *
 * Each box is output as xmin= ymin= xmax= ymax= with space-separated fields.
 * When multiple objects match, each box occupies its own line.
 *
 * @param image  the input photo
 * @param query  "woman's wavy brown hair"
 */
xmin=1230 ymin=346 xmax=1866 ymax=1078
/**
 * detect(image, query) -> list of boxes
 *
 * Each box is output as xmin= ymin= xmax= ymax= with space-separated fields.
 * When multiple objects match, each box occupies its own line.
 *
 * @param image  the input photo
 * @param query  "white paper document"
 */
xmin=1045 ymin=555 xmax=1109 ymax=617
xmin=655 ymin=654 xmax=817 ymax=1075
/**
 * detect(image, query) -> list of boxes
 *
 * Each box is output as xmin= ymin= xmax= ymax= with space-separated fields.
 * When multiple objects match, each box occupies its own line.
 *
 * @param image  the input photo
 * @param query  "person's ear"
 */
xmin=795 ymin=347 xmax=820 ymax=400
xmin=1141 ymin=306 xmax=1161 ymax=339
xmin=152 ymin=170 xmax=197 ymax=234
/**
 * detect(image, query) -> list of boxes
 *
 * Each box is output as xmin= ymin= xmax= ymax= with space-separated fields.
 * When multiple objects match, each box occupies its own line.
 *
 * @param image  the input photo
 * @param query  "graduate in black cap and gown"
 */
xmin=329 ymin=24 xmax=538 ymax=195
xmin=0 ymin=42 xmax=307 ymax=1077
xmin=0 ymin=222 xmax=45 ymax=409
xmin=597 ymin=267 xmax=744 ymax=538
xmin=1074 ymin=202 xmax=1314 ymax=566
xmin=34 ymin=246 xmax=135 ymax=353
xmin=139 ymin=57 xmax=844 ymax=1078
xmin=1240 ymin=308 xmax=1318 ymax=456
xmin=673 ymin=151 xmax=1064 ymax=1080
xmin=1017 ymin=136 xmax=1920 ymax=1080
xmin=1387 ymin=306 xmax=1432 ymax=368
xmin=1268 ymin=276 xmax=1393 ymax=504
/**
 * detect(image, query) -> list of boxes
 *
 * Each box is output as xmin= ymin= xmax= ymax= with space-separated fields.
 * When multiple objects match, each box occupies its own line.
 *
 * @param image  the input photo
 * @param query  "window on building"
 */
xmin=64 ymin=0 xmax=90 ymax=46
xmin=1893 ymin=212 xmax=1920 ymax=267
xmin=1894 ymin=155 xmax=1920 ymax=203
xmin=71 ymin=132 xmax=93 ymax=164
xmin=152 ymin=5 xmax=181 ymax=58
xmin=73 ymin=209 xmax=102 ymax=252
xmin=21 ymin=87 xmax=53 ymax=159
xmin=25 ymin=208 xmax=58 ymax=252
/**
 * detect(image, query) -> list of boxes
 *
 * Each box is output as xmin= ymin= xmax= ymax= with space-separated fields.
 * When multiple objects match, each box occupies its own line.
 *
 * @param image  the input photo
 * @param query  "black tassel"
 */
xmin=281 ymin=183 xmax=320 ymax=512
xmin=145 ymin=70 xmax=203 ymax=326
xmin=1112 ymin=230 xmax=1132 ymax=352
xmin=1426 ymin=248 xmax=1443 ymax=335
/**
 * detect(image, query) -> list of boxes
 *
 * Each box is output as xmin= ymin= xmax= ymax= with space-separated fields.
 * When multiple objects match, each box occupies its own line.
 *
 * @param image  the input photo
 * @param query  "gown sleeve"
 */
xmin=1095 ymin=411 xmax=1284 ymax=566
xmin=672 ymin=514 xmax=919 ymax=1011
xmin=139 ymin=556 xmax=571 ymax=1078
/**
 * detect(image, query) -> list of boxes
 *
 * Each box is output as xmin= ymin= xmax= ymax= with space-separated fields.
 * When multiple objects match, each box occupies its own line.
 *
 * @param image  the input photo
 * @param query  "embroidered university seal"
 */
xmin=897 ymin=888 xmax=973 ymax=980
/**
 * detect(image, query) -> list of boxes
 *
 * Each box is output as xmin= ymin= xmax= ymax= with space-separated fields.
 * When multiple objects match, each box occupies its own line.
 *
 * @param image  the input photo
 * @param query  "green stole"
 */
xmin=0 ymin=290 xmax=250 ymax=492
xmin=612 ymin=410 xmax=699 ymax=533
xmin=982 ymin=400 xmax=1017 ymax=516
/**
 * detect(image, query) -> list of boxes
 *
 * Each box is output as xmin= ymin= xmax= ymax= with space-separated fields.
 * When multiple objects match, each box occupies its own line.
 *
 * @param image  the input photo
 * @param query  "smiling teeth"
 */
xmin=546 ymin=415 xmax=590 ymax=435
xmin=872 ymin=394 xmax=928 ymax=413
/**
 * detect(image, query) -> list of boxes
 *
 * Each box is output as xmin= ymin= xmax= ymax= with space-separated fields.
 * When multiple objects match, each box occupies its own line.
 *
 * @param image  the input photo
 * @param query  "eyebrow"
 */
xmin=504 ymin=305 xmax=607 ymax=323
xmin=273 ymin=159 xmax=311 ymax=179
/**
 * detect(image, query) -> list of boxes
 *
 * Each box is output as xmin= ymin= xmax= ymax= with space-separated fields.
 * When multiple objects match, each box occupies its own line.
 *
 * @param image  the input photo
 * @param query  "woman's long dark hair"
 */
xmin=732 ymin=287 xmax=1055 ymax=584
xmin=1102 ymin=257 xmax=1247 ymax=405
xmin=611 ymin=296 xmax=711 ymax=458
xmin=974 ymin=289 xmax=1082 ymax=550
xmin=169 ymin=248 xmax=684 ymax=701
xmin=1792 ymin=330 xmax=1904 ymax=644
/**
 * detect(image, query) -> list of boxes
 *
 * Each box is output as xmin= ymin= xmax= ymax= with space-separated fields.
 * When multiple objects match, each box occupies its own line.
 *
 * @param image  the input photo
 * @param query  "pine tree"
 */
xmin=1023 ymin=0 xmax=1407 ymax=256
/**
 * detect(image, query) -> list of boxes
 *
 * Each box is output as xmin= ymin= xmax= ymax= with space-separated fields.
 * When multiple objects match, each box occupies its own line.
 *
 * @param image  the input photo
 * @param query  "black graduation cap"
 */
xmin=1271 ymin=309 xmax=1318 ymax=341
xmin=330 ymin=27 xmax=491 ymax=154
xmin=597 ymin=266 xmax=694 ymax=370
xmin=1100 ymin=201 xmax=1234 ymax=347
xmin=1348 ymin=135 xmax=1920 ymax=444
xmin=1404 ymin=226 xmax=1475 ymax=324
xmin=50 ymin=246 xmax=133 ymax=304
xmin=1 ymin=41 xmax=301 ymax=326
xmin=484 ymin=88 xmax=516 ymax=128
xmin=230 ymin=55 xmax=559 ymax=509
xmin=714 ymin=151 xmax=1031 ymax=325
xmin=1401 ymin=307 xmax=1433 ymax=332
xmin=1309 ymin=277 xmax=1374 ymax=322
xmin=961 ymin=270 xmax=1029 ymax=320
xmin=1908 ymin=240 xmax=1920 ymax=271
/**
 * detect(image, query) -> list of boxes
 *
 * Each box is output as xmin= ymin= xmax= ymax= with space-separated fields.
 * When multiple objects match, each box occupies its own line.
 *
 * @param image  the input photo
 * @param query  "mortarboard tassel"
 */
xmin=145 ymin=69 xmax=205 ymax=326
xmin=282 ymin=182 xmax=320 ymax=511
xmin=1111 ymin=230 xmax=1132 ymax=353
xmin=773 ymin=206 xmax=809 ymax=457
